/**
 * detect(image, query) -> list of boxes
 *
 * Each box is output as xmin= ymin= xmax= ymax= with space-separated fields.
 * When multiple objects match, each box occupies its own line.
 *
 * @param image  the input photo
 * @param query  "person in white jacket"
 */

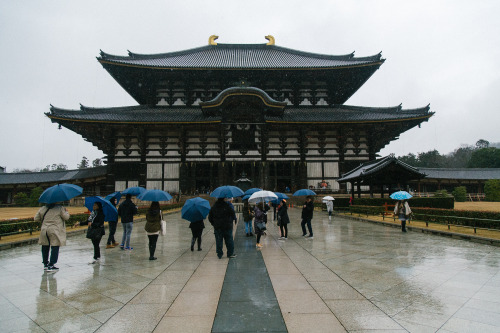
xmin=325 ymin=200 xmax=334 ymax=220
xmin=394 ymin=200 xmax=412 ymax=232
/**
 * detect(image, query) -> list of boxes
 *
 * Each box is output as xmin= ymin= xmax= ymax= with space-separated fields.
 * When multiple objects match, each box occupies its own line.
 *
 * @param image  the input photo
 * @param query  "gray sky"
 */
xmin=1 ymin=0 xmax=499 ymax=171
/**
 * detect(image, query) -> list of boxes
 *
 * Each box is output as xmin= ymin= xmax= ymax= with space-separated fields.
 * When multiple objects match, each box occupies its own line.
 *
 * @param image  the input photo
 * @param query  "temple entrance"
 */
xmin=270 ymin=162 xmax=292 ymax=192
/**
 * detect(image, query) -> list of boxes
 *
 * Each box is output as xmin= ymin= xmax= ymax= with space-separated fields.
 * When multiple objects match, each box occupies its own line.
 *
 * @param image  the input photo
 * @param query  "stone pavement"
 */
xmin=0 ymin=208 xmax=499 ymax=332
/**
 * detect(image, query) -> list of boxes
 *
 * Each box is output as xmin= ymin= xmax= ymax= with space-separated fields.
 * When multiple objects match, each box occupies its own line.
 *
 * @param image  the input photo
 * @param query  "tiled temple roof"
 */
xmin=98 ymin=44 xmax=383 ymax=69
xmin=47 ymin=104 xmax=432 ymax=124
xmin=419 ymin=168 xmax=500 ymax=180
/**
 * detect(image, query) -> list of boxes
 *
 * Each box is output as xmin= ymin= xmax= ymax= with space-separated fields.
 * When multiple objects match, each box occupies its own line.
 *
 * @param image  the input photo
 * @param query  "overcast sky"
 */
xmin=1 ymin=0 xmax=499 ymax=171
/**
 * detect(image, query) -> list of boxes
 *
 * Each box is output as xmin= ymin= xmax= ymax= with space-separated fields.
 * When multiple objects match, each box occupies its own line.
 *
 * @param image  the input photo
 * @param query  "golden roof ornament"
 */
xmin=209 ymin=35 xmax=219 ymax=45
xmin=265 ymin=35 xmax=275 ymax=45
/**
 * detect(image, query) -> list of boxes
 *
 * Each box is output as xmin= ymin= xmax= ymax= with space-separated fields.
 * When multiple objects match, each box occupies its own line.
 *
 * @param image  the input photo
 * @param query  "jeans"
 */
xmin=214 ymin=228 xmax=234 ymax=258
xmin=121 ymin=222 xmax=133 ymax=247
xmin=92 ymin=236 xmax=102 ymax=260
xmin=107 ymin=221 xmax=118 ymax=245
xmin=301 ymin=218 xmax=313 ymax=236
xmin=244 ymin=220 xmax=253 ymax=234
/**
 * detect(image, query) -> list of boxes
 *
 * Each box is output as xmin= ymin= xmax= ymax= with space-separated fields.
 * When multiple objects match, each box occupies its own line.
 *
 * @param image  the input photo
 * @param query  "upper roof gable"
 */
xmin=98 ymin=43 xmax=384 ymax=69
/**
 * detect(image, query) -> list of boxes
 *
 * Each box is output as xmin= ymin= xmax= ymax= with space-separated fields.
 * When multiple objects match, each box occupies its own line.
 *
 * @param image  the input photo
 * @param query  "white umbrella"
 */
xmin=248 ymin=190 xmax=278 ymax=203
xmin=322 ymin=196 xmax=335 ymax=202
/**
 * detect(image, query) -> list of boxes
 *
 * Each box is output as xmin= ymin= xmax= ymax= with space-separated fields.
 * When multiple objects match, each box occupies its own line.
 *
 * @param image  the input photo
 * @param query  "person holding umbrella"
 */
xmin=36 ymin=183 xmax=82 ymax=272
xmin=301 ymin=196 xmax=315 ymax=239
xmin=144 ymin=201 xmax=162 ymax=260
xmin=391 ymin=191 xmax=413 ymax=232
xmin=35 ymin=202 xmax=70 ymax=272
xmin=106 ymin=197 xmax=119 ymax=248
xmin=182 ymin=197 xmax=211 ymax=251
xmin=118 ymin=194 xmax=138 ymax=250
xmin=394 ymin=199 xmax=412 ymax=232
xmin=79 ymin=201 xmax=105 ymax=264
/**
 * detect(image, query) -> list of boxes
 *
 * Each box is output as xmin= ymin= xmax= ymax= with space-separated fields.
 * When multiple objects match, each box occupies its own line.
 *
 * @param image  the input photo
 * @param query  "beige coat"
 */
xmin=35 ymin=205 xmax=70 ymax=246
xmin=394 ymin=201 xmax=412 ymax=216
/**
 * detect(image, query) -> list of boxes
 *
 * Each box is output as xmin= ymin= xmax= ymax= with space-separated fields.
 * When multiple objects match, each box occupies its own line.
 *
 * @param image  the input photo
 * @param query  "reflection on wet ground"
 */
xmin=0 ymin=208 xmax=499 ymax=332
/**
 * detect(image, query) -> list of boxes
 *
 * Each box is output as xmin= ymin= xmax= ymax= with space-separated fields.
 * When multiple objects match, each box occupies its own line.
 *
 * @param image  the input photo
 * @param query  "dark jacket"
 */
xmin=83 ymin=210 xmax=105 ymax=238
xmin=145 ymin=209 xmax=161 ymax=233
xmin=301 ymin=200 xmax=314 ymax=220
xmin=118 ymin=199 xmax=138 ymax=223
xmin=277 ymin=204 xmax=290 ymax=225
xmin=189 ymin=219 xmax=205 ymax=232
xmin=208 ymin=200 xmax=235 ymax=230
xmin=242 ymin=201 xmax=254 ymax=221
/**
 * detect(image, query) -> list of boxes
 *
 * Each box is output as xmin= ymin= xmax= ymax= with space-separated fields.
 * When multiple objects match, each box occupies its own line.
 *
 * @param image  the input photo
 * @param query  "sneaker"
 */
xmin=89 ymin=259 xmax=100 ymax=264
xmin=125 ymin=247 xmax=133 ymax=250
xmin=197 ymin=248 xmax=202 ymax=251
xmin=228 ymin=254 xmax=237 ymax=258
xmin=302 ymin=234 xmax=307 ymax=237
xmin=256 ymin=243 xmax=263 ymax=248
xmin=47 ymin=265 xmax=59 ymax=272
xmin=120 ymin=244 xmax=124 ymax=250
xmin=149 ymin=257 xmax=157 ymax=260
xmin=43 ymin=264 xmax=48 ymax=271
xmin=306 ymin=235 xmax=314 ymax=239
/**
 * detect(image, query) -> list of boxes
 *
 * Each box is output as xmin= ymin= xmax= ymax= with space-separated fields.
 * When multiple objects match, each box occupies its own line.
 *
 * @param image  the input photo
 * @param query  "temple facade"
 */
xmin=47 ymin=36 xmax=433 ymax=194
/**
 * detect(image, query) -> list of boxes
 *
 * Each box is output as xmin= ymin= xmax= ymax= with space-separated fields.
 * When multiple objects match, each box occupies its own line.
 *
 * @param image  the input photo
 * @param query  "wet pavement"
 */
xmin=0 ymin=208 xmax=499 ymax=332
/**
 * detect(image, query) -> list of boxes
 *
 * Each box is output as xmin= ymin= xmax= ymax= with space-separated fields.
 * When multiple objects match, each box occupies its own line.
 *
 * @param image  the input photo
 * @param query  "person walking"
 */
xmin=35 ymin=203 xmax=70 ymax=272
xmin=106 ymin=197 xmax=119 ymax=248
xmin=81 ymin=201 xmax=105 ymax=264
xmin=189 ymin=219 xmax=205 ymax=251
xmin=325 ymin=200 xmax=334 ymax=220
xmin=277 ymin=199 xmax=290 ymax=240
xmin=242 ymin=199 xmax=254 ymax=237
xmin=144 ymin=201 xmax=162 ymax=260
xmin=208 ymin=198 xmax=236 ymax=259
xmin=301 ymin=196 xmax=315 ymax=239
xmin=118 ymin=194 xmax=138 ymax=250
xmin=253 ymin=202 xmax=266 ymax=248
xmin=394 ymin=200 xmax=412 ymax=232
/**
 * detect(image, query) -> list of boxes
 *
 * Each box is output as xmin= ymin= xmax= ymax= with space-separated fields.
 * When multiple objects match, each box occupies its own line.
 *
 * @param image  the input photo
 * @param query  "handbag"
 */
xmin=86 ymin=226 xmax=100 ymax=239
xmin=256 ymin=221 xmax=267 ymax=231
xmin=160 ymin=210 xmax=167 ymax=236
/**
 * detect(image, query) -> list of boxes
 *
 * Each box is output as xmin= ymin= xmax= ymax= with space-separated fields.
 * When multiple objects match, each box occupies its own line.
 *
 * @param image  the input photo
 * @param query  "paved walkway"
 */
xmin=0 ymin=208 xmax=499 ymax=332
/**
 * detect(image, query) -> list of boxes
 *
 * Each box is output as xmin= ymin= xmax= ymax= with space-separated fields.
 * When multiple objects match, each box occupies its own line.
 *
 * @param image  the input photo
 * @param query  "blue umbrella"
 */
xmin=293 ymin=189 xmax=317 ymax=196
xmin=181 ymin=197 xmax=211 ymax=222
xmin=242 ymin=194 xmax=251 ymax=200
xmin=39 ymin=183 xmax=83 ymax=204
xmin=272 ymin=192 xmax=289 ymax=204
xmin=137 ymin=189 xmax=173 ymax=202
xmin=244 ymin=188 xmax=262 ymax=196
xmin=105 ymin=191 xmax=121 ymax=205
xmin=85 ymin=196 xmax=118 ymax=221
xmin=210 ymin=185 xmax=244 ymax=198
xmin=122 ymin=186 xmax=146 ymax=196
xmin=390 ymin=191 xmax=413 ymax=200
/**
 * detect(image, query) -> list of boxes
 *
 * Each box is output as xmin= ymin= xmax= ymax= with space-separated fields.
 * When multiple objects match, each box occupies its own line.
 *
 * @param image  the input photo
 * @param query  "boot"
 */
xmin=191 ymin=238 xmax=196 ymax=251
xmin=402 ymin=221 xmax=407 ymax=232
xmin=197 ymin=237 xmax=202 ymax=251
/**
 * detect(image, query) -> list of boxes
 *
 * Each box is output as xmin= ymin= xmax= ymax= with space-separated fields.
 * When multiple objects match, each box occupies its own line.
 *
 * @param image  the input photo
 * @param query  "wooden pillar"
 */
xmin=357 ymin=181 xmax=361 ymax=198
xmin=290 ymin=162 xmax=297 ymax=192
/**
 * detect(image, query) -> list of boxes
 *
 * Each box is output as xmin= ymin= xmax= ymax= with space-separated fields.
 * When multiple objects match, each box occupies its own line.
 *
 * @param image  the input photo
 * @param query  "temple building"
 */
xmin=47 ymin=36 xmax=434 ymax=194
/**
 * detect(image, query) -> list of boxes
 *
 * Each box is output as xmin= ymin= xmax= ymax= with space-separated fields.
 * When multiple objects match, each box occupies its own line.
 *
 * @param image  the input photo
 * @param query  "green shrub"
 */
xmin=13 ymin=192 xmax=30 ymax=206
xmin=434 ymin=190 xmax=449 ymax=198
xmin=452 ymin=186 xmax=467 ymax=202
xmin=484 ymin=179 xmax=500 ymax=202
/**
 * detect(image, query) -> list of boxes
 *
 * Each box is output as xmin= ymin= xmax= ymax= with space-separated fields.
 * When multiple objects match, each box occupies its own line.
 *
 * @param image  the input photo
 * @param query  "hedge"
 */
xmin=350 ymin=197 xmax=454 ymax=209
xmin=0 ymin=203 xmax=183 ymax=236
xmin=347 ymin=205 xmax=500 ymax=229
